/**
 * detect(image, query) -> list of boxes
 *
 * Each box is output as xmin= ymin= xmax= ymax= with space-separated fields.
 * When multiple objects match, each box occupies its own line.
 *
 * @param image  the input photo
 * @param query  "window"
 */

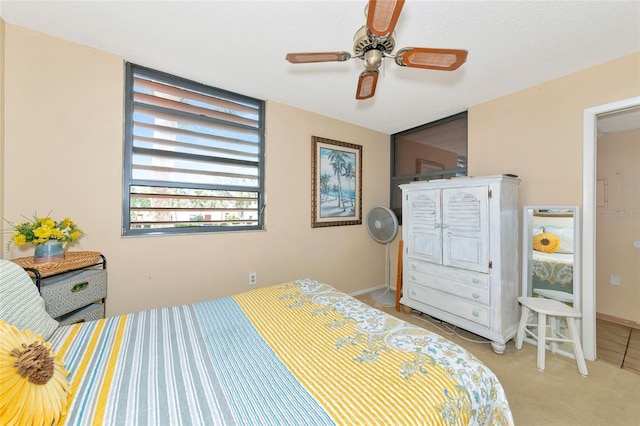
xmin=390 ymin=112 xmax=468 ymax=223
xmin=123 ymin=63 xmax=265 ymax=236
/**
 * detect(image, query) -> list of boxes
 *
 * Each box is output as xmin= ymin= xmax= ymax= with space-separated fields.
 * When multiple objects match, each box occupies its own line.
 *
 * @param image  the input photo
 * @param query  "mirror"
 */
xmin=522 ymin=206 xmax=580 ymax=311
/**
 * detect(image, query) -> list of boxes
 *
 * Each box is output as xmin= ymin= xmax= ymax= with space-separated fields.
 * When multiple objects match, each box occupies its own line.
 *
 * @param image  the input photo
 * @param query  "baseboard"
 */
xmin=349 ymin=284 xmax=386 ymax=297
xmin=596 ymin=312 xmax=640 ymax=331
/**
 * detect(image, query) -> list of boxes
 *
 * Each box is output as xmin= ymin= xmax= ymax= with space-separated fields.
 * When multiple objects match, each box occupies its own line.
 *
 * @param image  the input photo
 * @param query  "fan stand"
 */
xmin=372 ymin=243 xmax=396 ymax=307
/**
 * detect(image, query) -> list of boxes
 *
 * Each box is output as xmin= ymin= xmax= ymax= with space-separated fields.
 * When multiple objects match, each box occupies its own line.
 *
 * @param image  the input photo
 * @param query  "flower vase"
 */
xmin=33 ymin=240 xmax=64 ymax=263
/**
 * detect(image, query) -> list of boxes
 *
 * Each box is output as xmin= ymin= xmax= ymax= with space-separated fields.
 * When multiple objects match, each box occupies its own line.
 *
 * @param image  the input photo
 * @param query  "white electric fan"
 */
xmin=366 ymin=206 xmax=399 ymax=307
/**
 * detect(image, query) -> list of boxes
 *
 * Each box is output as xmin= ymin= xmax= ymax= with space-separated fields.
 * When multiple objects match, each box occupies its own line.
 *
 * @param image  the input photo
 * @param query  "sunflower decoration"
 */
xmin=0 ymin=320 xmax=70 ymax=426
xmin=533 ymin=232 xmax=560 ymax=254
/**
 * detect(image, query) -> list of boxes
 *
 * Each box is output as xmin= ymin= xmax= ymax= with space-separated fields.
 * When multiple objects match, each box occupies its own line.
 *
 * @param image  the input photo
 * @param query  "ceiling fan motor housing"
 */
xmin=353 ymin=26 xmax=395 ymax=71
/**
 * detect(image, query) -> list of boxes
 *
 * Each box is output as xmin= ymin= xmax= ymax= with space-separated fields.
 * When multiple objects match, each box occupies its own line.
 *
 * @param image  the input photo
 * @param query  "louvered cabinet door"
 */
xmin=399 ymin=176 xmax=520 ymax=354
xmin=441 ymin=186 xmax=490 ymax=273
xmin=405 ymin=189 xmax=442 ymax=264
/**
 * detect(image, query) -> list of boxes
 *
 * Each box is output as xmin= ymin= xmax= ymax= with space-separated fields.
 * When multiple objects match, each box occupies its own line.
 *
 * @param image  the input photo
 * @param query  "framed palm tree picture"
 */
xmin=311 ymin=136 xmax=362 ymax=228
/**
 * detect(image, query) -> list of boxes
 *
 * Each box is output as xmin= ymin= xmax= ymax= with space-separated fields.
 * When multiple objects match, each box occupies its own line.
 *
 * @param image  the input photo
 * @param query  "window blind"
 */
xmin=123 ymin=64 xmax=265 ymax=235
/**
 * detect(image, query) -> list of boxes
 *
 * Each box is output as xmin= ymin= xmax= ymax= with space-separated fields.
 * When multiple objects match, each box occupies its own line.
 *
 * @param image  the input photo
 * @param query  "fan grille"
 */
xmin=366 ymin=206 xmax=398 ymax=243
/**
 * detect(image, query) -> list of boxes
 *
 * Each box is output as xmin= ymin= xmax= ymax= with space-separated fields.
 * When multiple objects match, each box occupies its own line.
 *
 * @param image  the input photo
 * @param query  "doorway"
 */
xmin=582 ymin=96 xmax=640 ymax=361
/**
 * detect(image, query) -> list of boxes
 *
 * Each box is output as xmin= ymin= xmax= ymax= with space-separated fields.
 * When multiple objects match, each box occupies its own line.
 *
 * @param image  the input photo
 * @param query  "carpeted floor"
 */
xmin=356 ymin=292 xmax=640 ymax=426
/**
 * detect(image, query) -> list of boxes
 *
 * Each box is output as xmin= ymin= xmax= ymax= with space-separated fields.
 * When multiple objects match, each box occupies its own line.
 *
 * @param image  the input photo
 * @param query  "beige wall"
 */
xmin=467 ymin=52 xmax=640 ymax=322
xmin=596 ymin=129 xmax=639 ymax=322
xmin=1 ymin=24 xmax=391 ymax=316
xmin=2 ymin=22 xmax=639 ymax=320
xmin=468 ymin=53 xmax=639 ymax=205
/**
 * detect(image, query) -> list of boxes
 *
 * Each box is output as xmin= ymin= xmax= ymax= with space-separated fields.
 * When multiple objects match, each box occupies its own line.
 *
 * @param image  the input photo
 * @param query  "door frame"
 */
xmin=582 ymin=96 xmax=640 ymax=361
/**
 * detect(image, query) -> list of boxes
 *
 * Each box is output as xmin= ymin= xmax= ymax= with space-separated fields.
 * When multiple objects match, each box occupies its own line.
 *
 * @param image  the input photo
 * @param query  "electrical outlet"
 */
xmin=609 ymin=274 xmax=621 ymax=286
xmin=249 ymin=272 xmax=257 ymax=285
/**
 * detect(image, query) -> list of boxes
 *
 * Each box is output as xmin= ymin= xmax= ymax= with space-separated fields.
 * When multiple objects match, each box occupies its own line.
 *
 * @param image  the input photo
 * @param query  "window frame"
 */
xmin=122 ymin=63 xmax=266 ymax=236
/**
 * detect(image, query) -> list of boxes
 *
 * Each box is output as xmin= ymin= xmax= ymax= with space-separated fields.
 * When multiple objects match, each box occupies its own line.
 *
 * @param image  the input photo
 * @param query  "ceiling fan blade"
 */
xmin=366 ymin=0 xmax=405 ymax=37
xmin=285 ymin=51 xmax=351 ymax=64
xmin=356 ymin=70 xmax=379 ymax=100
xmin=394 ymin=47 xmax=468 ymax=70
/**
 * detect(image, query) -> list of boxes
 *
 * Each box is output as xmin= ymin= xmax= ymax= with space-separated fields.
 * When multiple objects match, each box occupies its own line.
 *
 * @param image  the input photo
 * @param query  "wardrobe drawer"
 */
xmin=57 ymin=303 xmax=104 ymax=326
xmin=405 ymin=269 xmax=490 ymax=305
xmin=40 ymin=269 xmax=107 ymax=318
xmin=406 ymin=258 xmax=489 ymax=289
xmin=405 ymin=283 xmax=490 ymax=327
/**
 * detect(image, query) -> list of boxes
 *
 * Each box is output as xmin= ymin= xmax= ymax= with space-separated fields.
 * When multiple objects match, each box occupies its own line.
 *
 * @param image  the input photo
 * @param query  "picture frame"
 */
xmin=416 ymin=159 xmax=444 ymax=177
xmin=311 ymin=136 xmax=362 ymax=228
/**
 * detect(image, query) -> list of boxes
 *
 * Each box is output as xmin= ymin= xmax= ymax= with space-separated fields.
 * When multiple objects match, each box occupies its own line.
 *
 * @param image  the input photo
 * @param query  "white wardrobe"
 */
xmin=399 ymin=175 xmax=520 ymax=354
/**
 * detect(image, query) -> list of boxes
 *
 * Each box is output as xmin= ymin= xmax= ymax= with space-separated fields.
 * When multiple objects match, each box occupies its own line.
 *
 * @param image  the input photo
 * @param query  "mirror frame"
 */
xmin=522 ymin=205 xmax=581 ymax=312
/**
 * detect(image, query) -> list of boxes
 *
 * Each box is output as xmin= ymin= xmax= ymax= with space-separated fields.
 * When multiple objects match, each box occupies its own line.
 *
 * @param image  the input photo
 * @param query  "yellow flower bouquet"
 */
xmin=7 ymin=215 xmax=83 ymax=248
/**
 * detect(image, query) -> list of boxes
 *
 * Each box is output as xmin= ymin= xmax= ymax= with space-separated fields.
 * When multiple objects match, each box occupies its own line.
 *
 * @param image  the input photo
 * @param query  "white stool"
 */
xmin=515 ymin=296 xmax=588 ymax=377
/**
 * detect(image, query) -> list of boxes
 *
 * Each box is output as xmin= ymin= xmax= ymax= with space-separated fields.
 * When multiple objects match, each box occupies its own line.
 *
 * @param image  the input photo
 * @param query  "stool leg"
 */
xmin=537 ymin=313 xmax=547 ymax=372
xmin=515 ymin=306 xmax=530 ymax=350
xmin=549 ymin=315 xmax=558 ymax=354
xmin=566 ymin=318 xmax=588 ymax=377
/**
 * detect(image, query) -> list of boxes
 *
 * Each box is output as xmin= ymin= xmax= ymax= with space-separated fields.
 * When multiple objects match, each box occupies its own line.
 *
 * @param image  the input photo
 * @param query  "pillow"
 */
xmin=533 ymin=232 xmax=560 ymax=253
xmin=0 ymin=319 xmax=70 ymax=425
xmin=0 ymin=260 xmax=58 ymax=340
xmin=543 ymin=226 xmax=574 ymax=254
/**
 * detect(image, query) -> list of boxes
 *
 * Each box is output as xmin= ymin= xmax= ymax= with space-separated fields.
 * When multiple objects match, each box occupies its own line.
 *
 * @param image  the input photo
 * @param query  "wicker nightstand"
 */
xmin=11 ymin=251 xmax=107 ymax=325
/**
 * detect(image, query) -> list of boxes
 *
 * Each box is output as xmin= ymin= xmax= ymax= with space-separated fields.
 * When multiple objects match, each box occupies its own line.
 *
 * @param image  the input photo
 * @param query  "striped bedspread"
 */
xmin=50 ymin=279 xmax=514 ymax=425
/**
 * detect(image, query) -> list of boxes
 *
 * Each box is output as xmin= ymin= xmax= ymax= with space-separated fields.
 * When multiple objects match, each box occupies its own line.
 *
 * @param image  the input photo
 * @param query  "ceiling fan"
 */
xmin=285 ymin=0 xmax=468 ymax=100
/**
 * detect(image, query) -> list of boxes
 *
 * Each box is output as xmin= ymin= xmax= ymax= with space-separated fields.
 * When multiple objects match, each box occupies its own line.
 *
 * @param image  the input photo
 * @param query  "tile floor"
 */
xmin=597 ymin=319 xmax=640 ymax=375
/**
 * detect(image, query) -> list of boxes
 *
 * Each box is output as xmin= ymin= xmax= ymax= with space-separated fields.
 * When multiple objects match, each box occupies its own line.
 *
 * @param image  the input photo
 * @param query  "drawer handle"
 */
xmin=472 ymin=278 xmax=479 ymax=284
xmin=472 ymin=293 xmax=480 ymax=299
xmin=411 ymin=264 xmax=417 ymax=270
xmin=411 ymin=291 xmax=416 ymax=296
xmin=410 ymin=275 xmax=416 ymax=280
xmin=472 ymin=310 xmax=479 ymax=317
xmin=72 ymin=282 xmax=89 ymax=292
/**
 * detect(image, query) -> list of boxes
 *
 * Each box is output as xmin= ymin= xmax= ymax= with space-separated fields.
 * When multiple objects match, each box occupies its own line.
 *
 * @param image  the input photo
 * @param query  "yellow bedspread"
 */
xmin=49 ymin=279 xmax=513 ymax=425
xmin=236 ymin=280 xmax=512 ymax=425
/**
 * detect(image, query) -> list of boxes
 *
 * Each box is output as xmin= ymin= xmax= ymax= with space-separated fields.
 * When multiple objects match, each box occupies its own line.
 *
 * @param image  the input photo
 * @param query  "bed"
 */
xmin=1 ymin=260 xmax=513 ymax=425
xmin=531 ymin=251 xmax=574 ymax=294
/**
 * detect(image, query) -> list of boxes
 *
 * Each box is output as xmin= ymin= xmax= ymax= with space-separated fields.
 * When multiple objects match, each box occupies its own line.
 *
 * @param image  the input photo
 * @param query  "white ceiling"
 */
xmin=1 ymin=0 xmax=639 ymax=135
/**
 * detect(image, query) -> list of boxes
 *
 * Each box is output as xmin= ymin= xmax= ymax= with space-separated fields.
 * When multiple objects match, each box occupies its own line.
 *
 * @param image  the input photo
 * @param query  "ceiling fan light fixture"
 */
xmin=363 ymin=49 xmax=383 ymax=70
xmin=395 ymin=47 xmax=468 ymax=70
xmin=356 ymin=70 xmax=378 ymax=99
